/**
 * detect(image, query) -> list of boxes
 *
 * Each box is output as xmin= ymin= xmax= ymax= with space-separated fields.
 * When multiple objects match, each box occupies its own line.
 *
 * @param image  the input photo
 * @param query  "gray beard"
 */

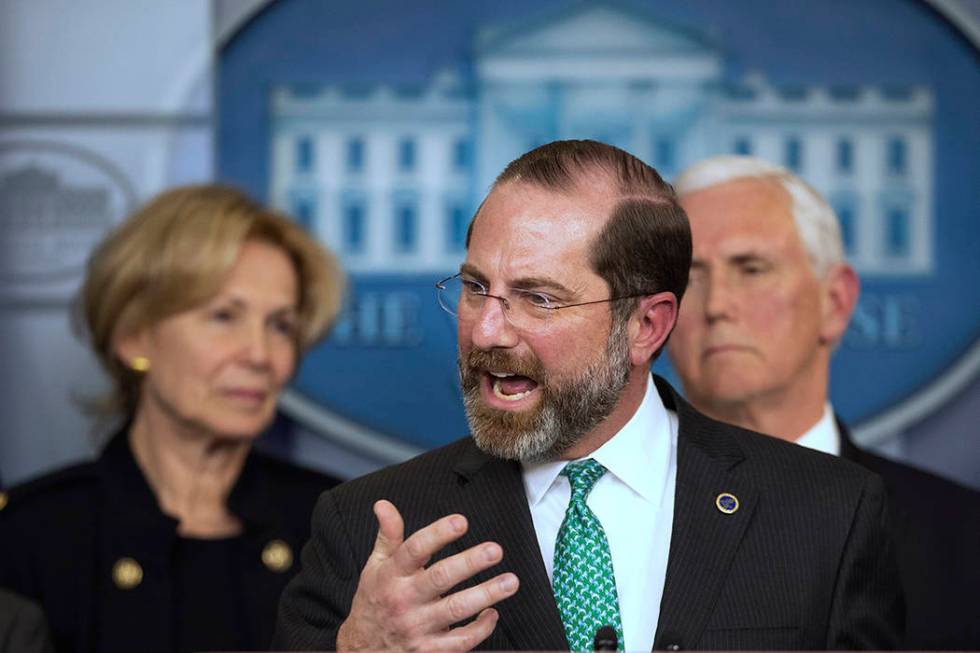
xmin=460 ymin=318 xmax=632 ymax=463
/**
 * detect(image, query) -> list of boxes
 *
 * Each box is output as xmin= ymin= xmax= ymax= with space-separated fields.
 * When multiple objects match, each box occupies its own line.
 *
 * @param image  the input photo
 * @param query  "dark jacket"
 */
xmin=274 ymin=377 xmax=903 ymax=650
xmin=0 ymin=432 xmax=339 ymax=653
xmin=839 ymin=421 xmax=980 ymax=650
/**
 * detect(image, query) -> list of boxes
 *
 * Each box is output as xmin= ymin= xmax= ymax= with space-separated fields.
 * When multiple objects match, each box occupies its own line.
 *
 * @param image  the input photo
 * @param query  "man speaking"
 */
xmin=275 ymin=141 xmax=902 ymax=651
xmin=669 ymin=154 xmax=980 ymax=649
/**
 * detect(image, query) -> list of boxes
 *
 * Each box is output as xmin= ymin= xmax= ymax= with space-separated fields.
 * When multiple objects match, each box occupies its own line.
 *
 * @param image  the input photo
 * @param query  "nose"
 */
xmin=703 ymin=271 xmax=735 ymax=323
xmin=241 ymin=322 xmax=272 ymax=368
xmin=467 ymin=295 xmax=520 ymax=351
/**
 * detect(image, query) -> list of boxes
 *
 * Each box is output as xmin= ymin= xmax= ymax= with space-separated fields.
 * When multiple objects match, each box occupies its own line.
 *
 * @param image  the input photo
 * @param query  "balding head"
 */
xmin=469 ymin=140 xmax=692 ymax=324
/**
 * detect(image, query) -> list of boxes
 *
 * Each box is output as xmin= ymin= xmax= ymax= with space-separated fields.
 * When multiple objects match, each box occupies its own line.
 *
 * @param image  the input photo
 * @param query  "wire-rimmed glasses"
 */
xmin=435 ymin=273 xmax=653 ymax=331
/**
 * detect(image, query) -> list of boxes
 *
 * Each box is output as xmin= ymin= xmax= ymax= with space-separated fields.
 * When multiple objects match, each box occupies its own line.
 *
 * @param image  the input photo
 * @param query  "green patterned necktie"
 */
xmin=552 ymin=459 xmax=624 ymax=652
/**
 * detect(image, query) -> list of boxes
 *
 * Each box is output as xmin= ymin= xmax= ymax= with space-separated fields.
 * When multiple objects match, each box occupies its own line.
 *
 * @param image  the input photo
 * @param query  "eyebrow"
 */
xmin=459 ymin=263 xmax=488 ymax=284
xmin=213 ymin=294 xmax=298 ymax=314
xmin=692 ymin=250 xmax=773 ymax=265
xmin=458 ymin=264 xmax=574 ymax=296
xmin=729 ymin=252 xmax=773 ymax=265
xmin=511 ymin=276 xmax=573 ymax=295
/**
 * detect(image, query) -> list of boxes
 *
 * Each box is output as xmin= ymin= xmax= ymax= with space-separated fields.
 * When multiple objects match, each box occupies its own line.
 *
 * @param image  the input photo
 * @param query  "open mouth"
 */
xmin=486 ymin=370 xmax=540 ymax=402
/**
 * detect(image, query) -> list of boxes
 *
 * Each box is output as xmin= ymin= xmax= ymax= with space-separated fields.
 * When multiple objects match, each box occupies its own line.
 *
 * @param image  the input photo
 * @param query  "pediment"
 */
xmin=477 ymin=2 xmax=715 ymax=59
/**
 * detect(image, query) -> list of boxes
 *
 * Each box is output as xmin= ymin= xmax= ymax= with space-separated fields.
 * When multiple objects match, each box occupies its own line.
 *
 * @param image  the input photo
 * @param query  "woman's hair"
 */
xmin=79 ymin=183 xmax=345 ymax=416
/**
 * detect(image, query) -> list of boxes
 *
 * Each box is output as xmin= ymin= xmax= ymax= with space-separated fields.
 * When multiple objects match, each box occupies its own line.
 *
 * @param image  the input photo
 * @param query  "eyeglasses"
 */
xmin=435 ymin=273 xmax=653 ymax=330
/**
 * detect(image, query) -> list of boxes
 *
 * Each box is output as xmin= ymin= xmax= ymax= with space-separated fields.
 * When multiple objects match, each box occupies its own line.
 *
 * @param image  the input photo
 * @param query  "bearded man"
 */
xmin=274 ymin=140 xmax=902 ymax=651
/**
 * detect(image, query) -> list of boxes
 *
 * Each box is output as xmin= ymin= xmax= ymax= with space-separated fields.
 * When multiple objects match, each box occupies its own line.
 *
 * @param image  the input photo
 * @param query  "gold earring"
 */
xmin=130 ymin=356 xmax=150 ymax=373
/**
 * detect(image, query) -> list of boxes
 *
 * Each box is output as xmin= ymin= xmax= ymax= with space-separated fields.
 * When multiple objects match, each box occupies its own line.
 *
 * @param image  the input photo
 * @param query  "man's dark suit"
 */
xmin=275 ymin=378 xmax=903 ymax=650
xmin=839 ymin=422 xmax=980 ymax=650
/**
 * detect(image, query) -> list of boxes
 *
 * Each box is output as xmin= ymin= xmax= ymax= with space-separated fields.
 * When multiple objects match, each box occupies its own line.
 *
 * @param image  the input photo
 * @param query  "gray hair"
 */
xmin=674 ymin=155 xmax=844 ymax=276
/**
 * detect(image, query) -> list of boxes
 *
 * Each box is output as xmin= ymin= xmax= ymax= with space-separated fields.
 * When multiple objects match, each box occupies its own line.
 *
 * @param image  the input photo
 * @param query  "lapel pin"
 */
xmin=112 ymin=557 xmax=143 ymax=589
xmin=715 ymin=492 xmax=739 ymax=514
xmin=262 ymin=539 xmax=294 ymax=573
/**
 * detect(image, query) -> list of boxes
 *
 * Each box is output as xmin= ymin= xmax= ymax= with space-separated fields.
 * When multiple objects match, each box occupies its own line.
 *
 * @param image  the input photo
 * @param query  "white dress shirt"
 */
xmin=795 ymin=403 xmax=840 ymax=456
xmin=522 ymin=378 xmax=678 ymax=653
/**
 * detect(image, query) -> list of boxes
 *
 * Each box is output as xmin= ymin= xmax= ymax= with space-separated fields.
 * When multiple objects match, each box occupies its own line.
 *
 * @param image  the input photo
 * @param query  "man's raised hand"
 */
xmin=336 ymin=500 xmax=520 ymax=652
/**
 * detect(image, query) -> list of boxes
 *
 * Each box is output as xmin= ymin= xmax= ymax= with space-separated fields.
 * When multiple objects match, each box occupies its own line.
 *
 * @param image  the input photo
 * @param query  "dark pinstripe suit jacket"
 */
xmin=838 ymin=422 xmax=980 ymax=650
xmin=274 ymin=377 xmax=903 ymax=650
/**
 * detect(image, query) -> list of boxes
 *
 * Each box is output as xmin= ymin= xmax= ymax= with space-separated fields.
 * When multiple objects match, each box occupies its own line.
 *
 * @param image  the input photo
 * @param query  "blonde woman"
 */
xmin=0 ymin=185 xmax=345 ymax=653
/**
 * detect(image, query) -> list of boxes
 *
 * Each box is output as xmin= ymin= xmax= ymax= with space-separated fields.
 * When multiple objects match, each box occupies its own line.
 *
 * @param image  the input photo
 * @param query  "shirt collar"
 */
xmin=523 ymin=377 xmax=673 ymax=506
xmin=795 ymin=403 xmax=840 ymax=456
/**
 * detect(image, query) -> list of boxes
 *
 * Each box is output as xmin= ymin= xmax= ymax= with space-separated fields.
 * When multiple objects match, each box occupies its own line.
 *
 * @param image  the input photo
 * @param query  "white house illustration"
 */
xmin=0 ymin=166 xmax=113 ymax=280
xmin=269 ymin=2 xmax=933 ymax=277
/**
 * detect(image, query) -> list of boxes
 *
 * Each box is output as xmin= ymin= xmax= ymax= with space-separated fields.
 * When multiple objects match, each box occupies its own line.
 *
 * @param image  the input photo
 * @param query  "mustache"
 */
xmin=460 ymin=349 xmax=547 ymax=383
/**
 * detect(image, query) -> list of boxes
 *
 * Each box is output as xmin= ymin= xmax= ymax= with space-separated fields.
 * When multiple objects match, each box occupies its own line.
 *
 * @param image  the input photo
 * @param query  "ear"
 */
xmin=113 ymin=326 xmax=150 ymax=371
xmin=628 ymin=291 xmax=678 ymax=366
xmin=819 ymin=263 xmax=859 ymax=345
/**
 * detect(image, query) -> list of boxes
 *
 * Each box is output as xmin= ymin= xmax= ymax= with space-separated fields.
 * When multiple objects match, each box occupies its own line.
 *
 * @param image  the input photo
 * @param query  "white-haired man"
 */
xmin=669 ymin=155 xmax=980 ymax=650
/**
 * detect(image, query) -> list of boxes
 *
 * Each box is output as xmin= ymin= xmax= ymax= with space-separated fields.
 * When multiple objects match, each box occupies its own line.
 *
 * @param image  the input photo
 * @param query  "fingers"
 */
xmin=428 ymin=572 xmax=519 ymax=631
xmin=434 ymin=608 xmax=500 ymax=652
xmin=371 ymin=499 xmax=405 ymax=559
xmin=348 ymin=503 xmax=516 ymax=653
xmin=390 ymin=512 xmax=469 ymax=574
xmin=419 ymin=542 xmax=504 ymax=596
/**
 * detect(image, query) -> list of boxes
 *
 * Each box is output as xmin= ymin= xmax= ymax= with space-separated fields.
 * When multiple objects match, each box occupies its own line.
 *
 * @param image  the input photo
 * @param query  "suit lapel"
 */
xmin=447 ymin=442 xmax=568 ymax=652
xmin=439 ymin=377 xmax=761 ymax=651
xmin=653 ymin=379 xmax=759 ymax=650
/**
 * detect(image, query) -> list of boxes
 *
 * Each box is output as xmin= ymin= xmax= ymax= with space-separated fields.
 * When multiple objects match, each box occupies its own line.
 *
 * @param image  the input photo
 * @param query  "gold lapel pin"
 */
xmin=715 ymin=492 xmax=739 ymax=514
xmin=112 ymin=557 xmax=143 ymax=589
xmin=262 ymin=539 xmax=293 ymax=573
